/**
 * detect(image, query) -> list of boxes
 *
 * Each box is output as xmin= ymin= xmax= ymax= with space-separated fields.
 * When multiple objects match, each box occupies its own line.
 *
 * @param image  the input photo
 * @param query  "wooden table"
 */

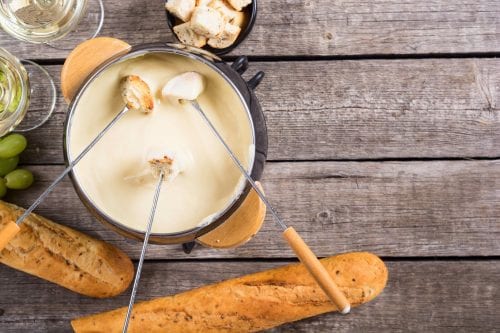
xmin=1 ymin=1 xmax=499 ymax=331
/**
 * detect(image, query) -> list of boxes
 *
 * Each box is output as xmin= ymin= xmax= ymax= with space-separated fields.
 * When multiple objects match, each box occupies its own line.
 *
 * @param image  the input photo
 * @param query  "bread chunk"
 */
xmin=231 ymin=10 xmax=246 ymax=27
xmin=209 ymin=0 xmax=239 ymax=23
xmin=165 ymin=0 xmax=196 ymax=22
xmin=208 ymin=22 xmax=241 ymax=48
xmin=0 ymin=201 xmax=134 ymax=298
xmin=190 ymin=6 xmax=225 ymax=37
xmin=227 ymin=0 xmax=252 ymax=11
xmin=196 ymin=0 xmax=211 ymax=6
xmin=120 ymin=75 xmax=154 ymax=114
xmin=173 ymin=22 xmax=207 ymax=48
xmin=71 ymin=252 xmax=388 ymax=332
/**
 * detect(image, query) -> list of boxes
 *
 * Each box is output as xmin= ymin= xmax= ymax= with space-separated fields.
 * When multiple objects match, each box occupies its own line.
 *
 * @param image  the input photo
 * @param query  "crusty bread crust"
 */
xmin=0 ymin=201 xmax=134 ymax=298
xmin=71 ymin=252 xmax=387 ymax=332
xmin=227 ymin=0 xmax=252 ymax=11
xmin=121 ymin=75 xmax=154 ymax=113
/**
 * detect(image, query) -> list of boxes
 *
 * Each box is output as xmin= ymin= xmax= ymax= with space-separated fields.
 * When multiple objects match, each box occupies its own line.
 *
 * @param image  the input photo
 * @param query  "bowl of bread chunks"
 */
xmin=166 ymin=0 xmax=256 ymax=55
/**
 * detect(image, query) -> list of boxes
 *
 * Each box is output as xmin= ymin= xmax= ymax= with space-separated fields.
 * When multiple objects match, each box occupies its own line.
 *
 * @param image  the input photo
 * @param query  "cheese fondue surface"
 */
xmin=69 ymin=53 xmax=253 ymax=233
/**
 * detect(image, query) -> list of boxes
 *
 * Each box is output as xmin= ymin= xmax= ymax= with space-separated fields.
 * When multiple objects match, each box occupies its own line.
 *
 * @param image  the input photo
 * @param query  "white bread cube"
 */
xmin=165 ymin=0 xmax=196 ymax=22
xmin=173 ymin=22 xmax=207 ymax=48
xmin=227 ymin=0 xmax=252 ymax=11
xmin=209 ymin=0 xmax=246 ymax=28
xmin=207 ymin=22 xmax=241 ymax=49
xmin=196 ymin=0 xmax=211 ymax=6
xmin=232 ymin=11 xmax=245 ymax=27
xmin=209 ymin=0 xmax=237 ymax=22
xmin=190 ymin=6 xmax=225 ymax=38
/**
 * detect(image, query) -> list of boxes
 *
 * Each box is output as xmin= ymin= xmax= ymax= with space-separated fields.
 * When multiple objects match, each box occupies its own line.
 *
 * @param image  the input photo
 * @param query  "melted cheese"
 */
xmin=68 ymin=53 xmax=253 ymax=234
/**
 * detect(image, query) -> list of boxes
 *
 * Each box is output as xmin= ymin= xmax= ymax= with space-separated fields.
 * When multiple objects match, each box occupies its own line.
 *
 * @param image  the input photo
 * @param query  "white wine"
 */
xmin=0 ymin=49 xmax=29 ymax=134
xmin=0 ymin=0 xmax=87 ymax=43
xmin=0 ymin=59 xmax=22 ymax=114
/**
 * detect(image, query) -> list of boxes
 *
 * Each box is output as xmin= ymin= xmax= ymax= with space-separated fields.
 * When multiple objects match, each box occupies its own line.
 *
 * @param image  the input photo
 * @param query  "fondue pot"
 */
xmin=61 ymin=38 xmax=268 ymax=246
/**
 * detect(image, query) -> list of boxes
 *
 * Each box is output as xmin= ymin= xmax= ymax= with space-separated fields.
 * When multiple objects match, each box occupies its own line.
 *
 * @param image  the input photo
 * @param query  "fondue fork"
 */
xmin=191 ymin=101 xmax=351 ymax=314
xmin=0 ymin=75 xmax=154 ymax=251
xmin=122 ymin=170 xmax=165 ymax=333
xmin=162 ymin=72 xmax=351 ymax=314
xmin=0 ymin=107 xmax=129 ymax=251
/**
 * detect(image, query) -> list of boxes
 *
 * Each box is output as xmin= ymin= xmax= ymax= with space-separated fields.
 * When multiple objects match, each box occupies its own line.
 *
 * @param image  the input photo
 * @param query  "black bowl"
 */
xmin=166 ymin=0 xmax=257 ymax=56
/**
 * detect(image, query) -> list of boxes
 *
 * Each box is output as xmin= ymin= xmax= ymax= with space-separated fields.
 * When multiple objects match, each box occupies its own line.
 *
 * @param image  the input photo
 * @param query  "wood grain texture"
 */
xmin=0 ymin=0 xmax=499 ymax=58
xmin=5 ymin=160 xmax=500 ymax=258
xmin=0 ymin=260 xmax=498 ymax=332
xmin=19 ymin=58 xmax=500 ymax=163
xmin=0 ymin=0 xmax=497 ymax=331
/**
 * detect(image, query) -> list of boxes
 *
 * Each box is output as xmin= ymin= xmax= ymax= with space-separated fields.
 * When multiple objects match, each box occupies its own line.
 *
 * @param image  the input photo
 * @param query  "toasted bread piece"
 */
xmin=149 ymin=155 xmax=182 ymax=182
xmin=227 ymin=0 xmax=251 ymax=11
xmin=208 ymin=22 xmax=241 ymax=49
xmin=209 ymin=0 xmax=238 ymax=23
xmin=232 ymin=10 xmax=246 ymax=27
xmin=165 ymin=0 xmax=196 ymax=22
xmin=120 ymin=75 xmax=154 ymax=113
xmin=173 ymin=22 xmax=207 ymax=48
xmin=196 ymin=0 xmax=211 ymax=6
xmin=190 ymin=6 xmax=225 ymax=38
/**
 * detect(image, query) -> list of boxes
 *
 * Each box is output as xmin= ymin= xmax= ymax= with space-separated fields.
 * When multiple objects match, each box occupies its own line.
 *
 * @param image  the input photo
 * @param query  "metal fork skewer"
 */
xmin=122 ymin=171 xmax=165 ymax=333
xmin=189 ymin=100 xmax=351 ymax=314
xmin=16 ymin=107 xmax=130 ymax=225
xmin=190 ymin=101 xmax=286 ymax=230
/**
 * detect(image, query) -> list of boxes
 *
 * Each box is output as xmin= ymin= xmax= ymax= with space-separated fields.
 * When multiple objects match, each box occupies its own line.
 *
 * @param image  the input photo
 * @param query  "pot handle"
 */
xmin=247 ymin=71 xmax=265 ymax=90
xmin=61 ymin=37 xmax=131 ymax=103
xmin=182 ymin=242 xmax=196 ymax=254
xmin=231 ymin=56 xmax=249 ymax=75
xmin=197 ymin=182 xmax=266 ymax=249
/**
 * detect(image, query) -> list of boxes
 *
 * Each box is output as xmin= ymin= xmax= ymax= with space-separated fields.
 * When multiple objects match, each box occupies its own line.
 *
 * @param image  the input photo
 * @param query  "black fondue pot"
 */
xmin=63 ymin=43 xmax=268 ymax=245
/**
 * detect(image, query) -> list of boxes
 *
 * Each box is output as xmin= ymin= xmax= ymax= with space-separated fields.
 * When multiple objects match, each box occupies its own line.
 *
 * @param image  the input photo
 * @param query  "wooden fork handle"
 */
xmin=0 ymin=220 xmax=20 ymax=251
xmin=283 ymin=226 xmax=351 ymax=314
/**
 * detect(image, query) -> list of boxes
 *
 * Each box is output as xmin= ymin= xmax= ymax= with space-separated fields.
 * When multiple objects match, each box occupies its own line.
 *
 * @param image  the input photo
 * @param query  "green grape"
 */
xmin=0 ymin=155 xmax=19 ymax=176
xmin=0 ymin=133 xmax=27 ymax=158
xmin=0 ymin=178 xmax=6 ymax=198
xmin=5 ymin=169 xmax=34 ymax=190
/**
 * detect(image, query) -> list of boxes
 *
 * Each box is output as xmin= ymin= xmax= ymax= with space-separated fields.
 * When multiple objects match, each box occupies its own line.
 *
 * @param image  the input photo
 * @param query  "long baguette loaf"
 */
xmin=0 ymin=200 xmax=134 ymax=298
xmin=72 ymin=252 xmax=387 ymax=332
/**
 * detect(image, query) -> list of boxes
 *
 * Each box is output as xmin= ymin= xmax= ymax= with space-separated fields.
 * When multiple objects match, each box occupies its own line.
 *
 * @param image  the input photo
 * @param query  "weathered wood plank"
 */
xmin=0 ymin=260 xmax=498 ymax=332
xmin=19 ymin=58 xmax=500 ymax=163
xmin=5 ymin=160 xmax=500 ymax=258
xmin=1 ymin=0 xmax=499 ymax=58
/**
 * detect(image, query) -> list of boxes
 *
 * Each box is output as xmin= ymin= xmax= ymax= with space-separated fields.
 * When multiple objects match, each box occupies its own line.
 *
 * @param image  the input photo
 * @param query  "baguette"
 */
xmin=72 ymin=252 xmax=387 ymax=332
xmin=0 ymin=200 xmax=134 ymax=298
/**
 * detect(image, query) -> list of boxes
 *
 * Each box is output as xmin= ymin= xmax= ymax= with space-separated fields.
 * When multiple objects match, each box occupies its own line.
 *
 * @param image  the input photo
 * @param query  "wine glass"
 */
xmin=0 ymin=0 xmax=104 ymax=46
xmin=0 ymin=47 xmax=56 ymax=135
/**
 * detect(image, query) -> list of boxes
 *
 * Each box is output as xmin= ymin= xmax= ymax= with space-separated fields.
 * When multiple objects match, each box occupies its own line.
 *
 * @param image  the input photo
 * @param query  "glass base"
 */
xmin=44 ymin=0 xmax=105 ymax=51
xmin=14 ymin=60 xmax=57 ymax=133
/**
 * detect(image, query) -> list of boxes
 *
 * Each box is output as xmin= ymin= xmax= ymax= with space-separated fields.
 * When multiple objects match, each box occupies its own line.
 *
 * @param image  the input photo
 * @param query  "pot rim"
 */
xmin=63 ymin=44 xmax=257 ymax=241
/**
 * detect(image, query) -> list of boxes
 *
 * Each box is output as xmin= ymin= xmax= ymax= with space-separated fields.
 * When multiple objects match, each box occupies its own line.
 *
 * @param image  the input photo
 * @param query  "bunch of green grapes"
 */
xmin=0 ymin=133 xmax=34 ymax=197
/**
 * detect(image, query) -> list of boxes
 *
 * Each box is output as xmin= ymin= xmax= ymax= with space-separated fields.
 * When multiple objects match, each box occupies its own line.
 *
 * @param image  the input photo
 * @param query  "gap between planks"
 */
xmin=26 ymin=51 xmax=500 ymax=66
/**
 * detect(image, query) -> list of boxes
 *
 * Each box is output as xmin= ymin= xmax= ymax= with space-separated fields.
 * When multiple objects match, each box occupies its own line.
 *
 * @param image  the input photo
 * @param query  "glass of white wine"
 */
xmin=0 ymin=47 xmax=56 ymax=136
xmin=0 ymin=0 xmax=104 ymax=46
